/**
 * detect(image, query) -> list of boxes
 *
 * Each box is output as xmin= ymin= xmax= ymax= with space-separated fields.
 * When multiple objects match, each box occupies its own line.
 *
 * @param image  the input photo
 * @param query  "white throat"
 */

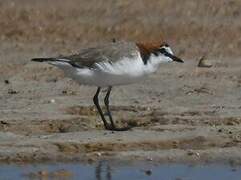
xmin=143 ymin=53 xmax=172 ymax=74
xmin=149 ymin=53 xmax=171 ymax=64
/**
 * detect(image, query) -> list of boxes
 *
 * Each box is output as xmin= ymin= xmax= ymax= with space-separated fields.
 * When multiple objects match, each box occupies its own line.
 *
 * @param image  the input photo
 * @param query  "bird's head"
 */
xmin=136 ymin=42 xmax=184 ymax=64
xmin=157 ymin=43 xmax=184 ymax=63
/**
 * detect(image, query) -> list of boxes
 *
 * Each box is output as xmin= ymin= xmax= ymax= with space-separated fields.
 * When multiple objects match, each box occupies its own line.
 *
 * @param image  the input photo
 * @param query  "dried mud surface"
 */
xmin=0 ymin=0 xmax=241 ymax=164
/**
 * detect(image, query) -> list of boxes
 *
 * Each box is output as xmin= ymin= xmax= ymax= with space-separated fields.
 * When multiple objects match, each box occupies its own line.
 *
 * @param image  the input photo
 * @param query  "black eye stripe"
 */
xmin=159 ymin=48 xmax=166 ymax=53
xmin=159 ymin=49 xmax=171 ymax=57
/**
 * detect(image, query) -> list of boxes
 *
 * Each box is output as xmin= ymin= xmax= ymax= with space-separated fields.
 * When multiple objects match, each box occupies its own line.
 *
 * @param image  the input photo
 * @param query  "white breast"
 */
xmin=96 ymin=52 xmax=145 ymax=75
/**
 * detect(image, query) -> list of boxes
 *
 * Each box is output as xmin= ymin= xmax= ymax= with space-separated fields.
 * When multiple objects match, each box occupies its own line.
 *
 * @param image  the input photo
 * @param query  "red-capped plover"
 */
xmin=32 ymin=41 xmax=184 ymax=131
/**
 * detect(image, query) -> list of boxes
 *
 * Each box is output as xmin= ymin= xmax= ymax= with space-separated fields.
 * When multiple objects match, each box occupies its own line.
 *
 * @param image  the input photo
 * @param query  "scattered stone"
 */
xmin=4 ymin=80 xmax=9 ymax=84
xmin=187 ymin=150 xmax=194 ymax=156
xmin=195 ymin=152 xmax=200 ymax=157
xmin=8 ymin=89 xmax=18 ymax=94
xmin=46 ymin=77 xmax=58 ymax=83
xmin=62 ymin=90 xmax=67 ymax=94
xmin=58 ymin=125 xmax=68 ymax=133
xmin=62 ymin=90 xmax=76 ymax=95
xmin=0 ymin=121 xmax=9 ymax=125
xmin=49 ymin=99 xmax=55 ymax=103
xmin=147 ymin=157 xmax=153 ymax=161
xmin=96 ymin=152 xmax=102 ymax=157
xmin=172 ymin=141 xmax=178 ymax=148
xmin=198 ymin=55 xmax=212 ymax=68
xmin=187 ymin=150 xmax=200 ymax=157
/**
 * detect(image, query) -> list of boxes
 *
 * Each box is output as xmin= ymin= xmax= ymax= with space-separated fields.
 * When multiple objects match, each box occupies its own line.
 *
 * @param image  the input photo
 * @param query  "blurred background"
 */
xmin=0 ymin=0 xmax=240 ymax=59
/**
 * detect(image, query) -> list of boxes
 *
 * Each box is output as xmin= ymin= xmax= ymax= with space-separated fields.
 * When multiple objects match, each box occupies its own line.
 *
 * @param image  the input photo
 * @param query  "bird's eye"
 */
xmin=160 ymin=43 xmax=169 ymax=48
xmin=159 ymin=48 xmax=166 ymax=53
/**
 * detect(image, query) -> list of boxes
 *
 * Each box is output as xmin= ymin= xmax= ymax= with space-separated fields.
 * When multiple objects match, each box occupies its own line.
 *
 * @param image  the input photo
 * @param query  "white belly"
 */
xmin=50 ymin=53 xmax=158 ymax=87
xmin=71 ymin=69 xmax=145 ymax=87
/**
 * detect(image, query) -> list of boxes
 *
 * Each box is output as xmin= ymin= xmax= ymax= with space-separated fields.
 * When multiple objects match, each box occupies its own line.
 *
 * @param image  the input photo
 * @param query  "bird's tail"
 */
xmin=31 ymin=58 xmax=81 ymax=68
xmin=31 ymin=58 xmax=59 ymax=62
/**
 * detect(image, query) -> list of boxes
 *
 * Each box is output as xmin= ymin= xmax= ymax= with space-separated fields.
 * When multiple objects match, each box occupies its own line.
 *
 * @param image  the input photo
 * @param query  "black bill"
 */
xmin=165 ymin=52 xmax=184 ymax=63
xmin=163 ymin=51 xmax=184 ymax=63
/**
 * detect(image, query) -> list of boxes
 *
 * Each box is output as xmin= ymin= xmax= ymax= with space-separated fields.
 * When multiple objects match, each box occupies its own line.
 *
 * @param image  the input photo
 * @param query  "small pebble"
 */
xmin=198 ymin=56 xmax=212 ymax=68
xmin=8 ymin=89 xmax=18 ymax=94
xmin=187 ymin=150 xmax=194 ymax=156
xmin=96 ymin=152 xmax=102 ymax=157
xmin=50 ymin=99 xmax=55 ymax=103
xmin=187 ymin=150 xmax=200 ymax=157
xmin=147 ymin=157 xmax=153 ymax=161
xmin=0 ymin=121 xmax=8 ymax=125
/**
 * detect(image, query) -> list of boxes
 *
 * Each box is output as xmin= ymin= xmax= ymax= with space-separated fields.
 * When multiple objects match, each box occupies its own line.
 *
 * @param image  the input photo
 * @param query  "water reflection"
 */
xmin=1 ymin=161 xmax=241 ymax=180
xmin=95 ymin=161 xmax=112 ymax=180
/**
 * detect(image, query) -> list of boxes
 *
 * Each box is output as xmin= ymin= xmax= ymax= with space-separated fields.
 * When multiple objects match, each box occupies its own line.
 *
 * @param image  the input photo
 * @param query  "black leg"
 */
xmin=104 ymin=86 xmax=132 ymax=131
xmin=93 ymin=87 xmax=110 ymax=129
xmin=104 ymin=87 xmax=115 ymax=128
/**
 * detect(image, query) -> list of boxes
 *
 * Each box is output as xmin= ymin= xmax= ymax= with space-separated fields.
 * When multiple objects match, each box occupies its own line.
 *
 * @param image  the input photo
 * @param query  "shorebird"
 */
xmin=32 ymin=40 xmax=184 ymax=131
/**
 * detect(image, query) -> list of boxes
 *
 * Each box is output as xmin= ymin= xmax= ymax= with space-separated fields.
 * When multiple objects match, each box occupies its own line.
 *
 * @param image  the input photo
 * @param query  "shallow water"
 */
xmin=0 ymin=161 xmax=241 ymax=180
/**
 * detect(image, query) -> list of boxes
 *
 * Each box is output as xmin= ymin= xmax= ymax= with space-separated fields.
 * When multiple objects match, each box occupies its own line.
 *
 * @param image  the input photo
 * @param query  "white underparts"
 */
xmin=48 ymin=52 xmax=166 ymax=87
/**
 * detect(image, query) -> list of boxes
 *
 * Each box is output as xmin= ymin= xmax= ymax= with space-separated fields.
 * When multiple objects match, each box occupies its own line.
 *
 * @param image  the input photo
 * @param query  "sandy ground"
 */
xmin=0 ymin=0 xmax=241 ymax=164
